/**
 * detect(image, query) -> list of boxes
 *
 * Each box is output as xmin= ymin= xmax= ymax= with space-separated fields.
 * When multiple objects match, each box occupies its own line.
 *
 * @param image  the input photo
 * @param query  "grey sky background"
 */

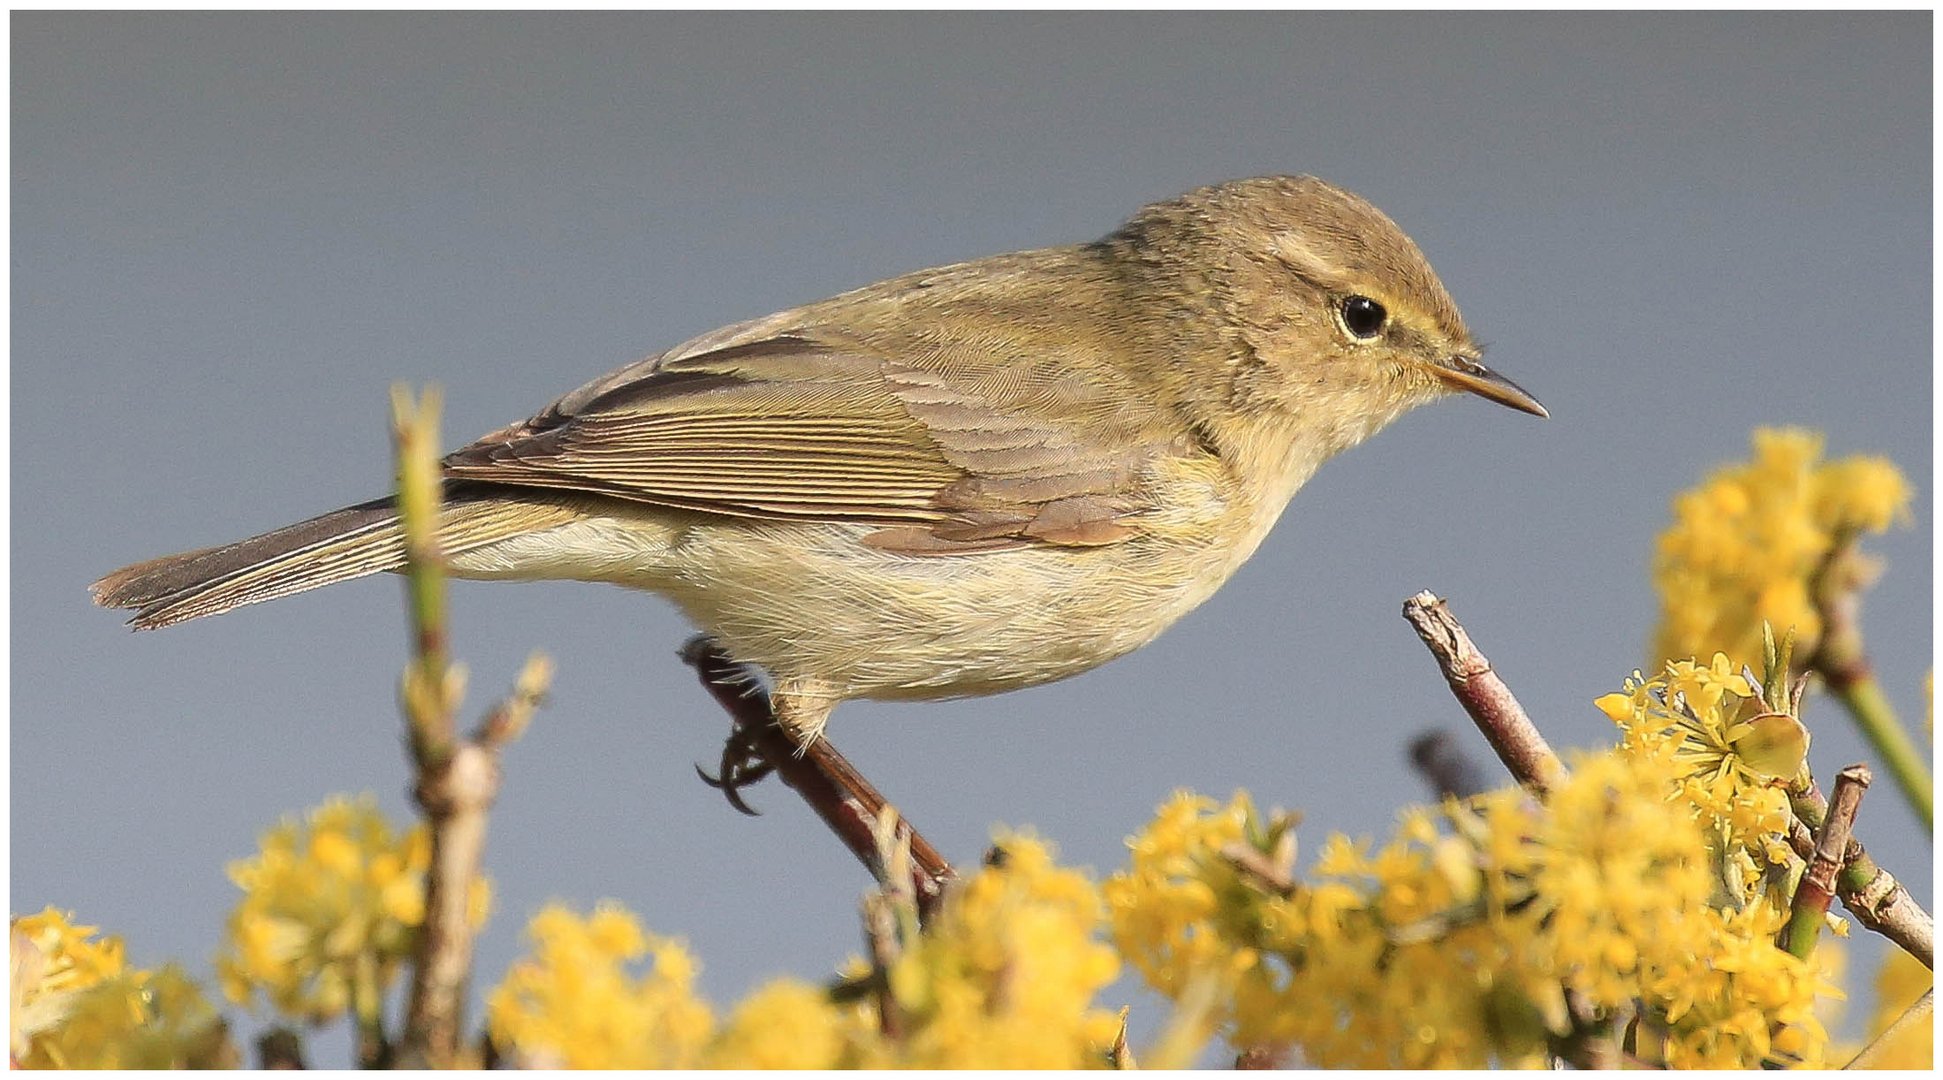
xmin=15 ymin=12 xmax=1932 ymax=1060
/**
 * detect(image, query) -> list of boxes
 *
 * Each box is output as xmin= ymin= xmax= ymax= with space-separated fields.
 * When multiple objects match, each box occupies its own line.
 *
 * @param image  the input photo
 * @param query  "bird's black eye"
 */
xmin=1339 ymin=296 xmax=1387 ymax=340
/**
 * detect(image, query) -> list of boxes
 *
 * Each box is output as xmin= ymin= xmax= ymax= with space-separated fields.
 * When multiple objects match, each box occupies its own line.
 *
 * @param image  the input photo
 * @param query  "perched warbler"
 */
xmin=94 ymin=176 xmax=1544 ymax=742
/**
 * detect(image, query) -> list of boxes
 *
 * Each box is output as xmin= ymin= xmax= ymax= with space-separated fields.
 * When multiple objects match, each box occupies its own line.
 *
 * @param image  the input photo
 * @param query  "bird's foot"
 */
xmin=681 ymin=634 xmax=781 ymax=814
xmin=694 ymin=723 xmax=775 ymax=816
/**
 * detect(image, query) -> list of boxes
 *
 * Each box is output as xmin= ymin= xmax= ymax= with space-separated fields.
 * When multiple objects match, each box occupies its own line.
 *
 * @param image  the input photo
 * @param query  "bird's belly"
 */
xmin=676 ymin=521 xmax=1248 ymax=700
xmin=449 ymin=509 xmax=1252 ymax=701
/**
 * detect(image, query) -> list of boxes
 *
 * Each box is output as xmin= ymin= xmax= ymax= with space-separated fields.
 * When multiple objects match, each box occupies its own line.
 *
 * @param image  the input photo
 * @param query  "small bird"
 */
xmin=94 ymin=176 xmax=1543 ymax=744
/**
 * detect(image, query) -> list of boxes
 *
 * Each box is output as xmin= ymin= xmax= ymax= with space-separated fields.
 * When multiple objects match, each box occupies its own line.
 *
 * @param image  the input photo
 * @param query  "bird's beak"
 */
xmin=1429 ymin=356 xmax=1548 ymax=418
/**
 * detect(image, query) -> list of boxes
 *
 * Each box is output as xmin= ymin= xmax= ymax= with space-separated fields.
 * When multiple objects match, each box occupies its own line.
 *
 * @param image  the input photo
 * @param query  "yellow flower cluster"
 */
xmin=486 ymin=903 xmax=715 ymax=1067
xmin=1597 ymin=653 xmax=1804 ymax=903
xmin=702 ymin=978 xmax=871 ymax=1068
xmin=10 ymin=908 xmax=226 ymax=1068
xmin=487 ymin=834 xmax=1123 ymax=1068
xmin=216 ymin=793 xmax=490 ymax=1023
xmin=1105 ymin=749 xmax=1833 ymax=1068
xmin=873 ymin=833 xmax=1123 ymax=1066
xmin=1653 ymin=427 xmax=1910 ymax=671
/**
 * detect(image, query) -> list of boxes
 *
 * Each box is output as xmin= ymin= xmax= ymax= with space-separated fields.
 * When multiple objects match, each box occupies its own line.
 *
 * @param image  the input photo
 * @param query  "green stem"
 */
xmin=1830 ymin=675 xmax=1932 ymax=828
xmin=1782 ymin=902 xmax=1823 ymax=959
xmin=390 ymin=386 xmax=455 ymax=770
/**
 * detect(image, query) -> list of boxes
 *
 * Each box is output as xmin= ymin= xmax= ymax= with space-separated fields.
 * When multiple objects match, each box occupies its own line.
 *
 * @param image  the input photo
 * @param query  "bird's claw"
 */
xmin=695 ymin=724 xmax=775 ymax=816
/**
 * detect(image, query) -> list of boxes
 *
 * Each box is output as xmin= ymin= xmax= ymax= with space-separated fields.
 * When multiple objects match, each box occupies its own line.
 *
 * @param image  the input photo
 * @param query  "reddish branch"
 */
xmin=681 ymin=637 xmax=955 ymax=923
xmin=1401 ymin=592 xmax=1564 ymax=794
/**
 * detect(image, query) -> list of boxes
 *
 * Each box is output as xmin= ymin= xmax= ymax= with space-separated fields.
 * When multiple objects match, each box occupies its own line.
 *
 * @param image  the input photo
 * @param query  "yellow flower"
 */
xmin=883 ymin=832 xmax=1123 ymax=1068
xmin=487 ymin=902 xmax=713 ymax=1068
xmin=490 ymin=838 xmax=1121 ymax=1069
xmin=703 ymin=979 xmax=865 ymax=1068
xmin=1598 ymin=659 xmax=1802 ymax=900
xmin=1103 ymin=791 xmax=1252 ymax=1000
xmin=10 ymin=910 xmax=227 ymax=1068
xmin=215 ymin=793 xmax=484 ymax=1023
xmin=1106 ymin=748 xmax=1830 ymax=1068
xmin=12 ymin=907 xmax=127 ymax=1063
xmin=1648 ymin=902 xmax=1835 ymax=1068
xmin=1653 ymin=428 xmax=1911 ymax=672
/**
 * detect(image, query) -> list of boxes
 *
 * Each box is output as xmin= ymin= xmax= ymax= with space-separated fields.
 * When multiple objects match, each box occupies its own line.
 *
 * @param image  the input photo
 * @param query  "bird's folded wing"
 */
xmin=440 ymin=331 xmax=1183 ymax=552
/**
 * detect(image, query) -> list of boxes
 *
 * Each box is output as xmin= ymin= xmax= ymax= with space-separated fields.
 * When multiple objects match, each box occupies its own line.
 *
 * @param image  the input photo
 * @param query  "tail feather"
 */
xmin=91 ymin=491 xmax=582 ymax=629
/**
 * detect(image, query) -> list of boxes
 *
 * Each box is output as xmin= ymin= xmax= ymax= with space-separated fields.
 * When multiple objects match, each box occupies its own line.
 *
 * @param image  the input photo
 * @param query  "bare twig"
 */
xmin=861 ymin=893 xmax=906 ymax=1041
xmin=1552 ymin=988 xmax=1623 ymax=1070
xmin=254 ymin=1027 xmax=305 ymax=1070
xmin=1844 ymin=988 xmax=1934 ymax=1069
xmin=1408 ymin=730 xmax=1491 ymax=800
xmin=350 ymin=951 xmax=388 ymax=1068
xmin=1220 ymin=842 xmax=1296 ymax=898
xmin=1107 ymin=1007 xmax=1138 ymax=1069
xmin=1807 ymin=533 xmax=1932 ymax=827
xmin=1784 ymin=765 xmax=1870 ymax=958
xmin=1785 ymin=775 xmax=1933 ymax=970
xmin=680 ymin=636 xmax=955 ymax=923
xmin=474 ymin=653 xmax=554 ymax=748
xmin=1142 ymin=973 xmax=1222 ymax=1070
xmin=390 ymin=387 xmax=549 ymax=1067
xmin=1401 ymin=592 xmax=1564 ymax=795
xmin=1401 ymin=591 xmax=1931 ymax=969
xmin=1220 ymin=812 xmax=1298 ymax=900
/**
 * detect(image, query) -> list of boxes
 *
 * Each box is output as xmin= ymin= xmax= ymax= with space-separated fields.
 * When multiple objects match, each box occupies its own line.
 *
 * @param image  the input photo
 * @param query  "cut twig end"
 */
xmin=1786 ymin=762 xmax=1874 ymax=958
xmin=1400 ymin=591 xmax=1562 ymax=795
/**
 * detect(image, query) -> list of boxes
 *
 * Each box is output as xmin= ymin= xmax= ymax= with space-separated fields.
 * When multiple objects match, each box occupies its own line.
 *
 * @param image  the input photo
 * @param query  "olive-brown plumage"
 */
xmin=93 ymin=176 xmax=1542 ymax=741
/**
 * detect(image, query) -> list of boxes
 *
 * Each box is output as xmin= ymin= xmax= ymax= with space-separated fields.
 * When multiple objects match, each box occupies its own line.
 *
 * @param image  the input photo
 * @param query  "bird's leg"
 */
xmin=680 ymin=636 xmax=778 ymax=814
xmin=678 ymin=636 xmax=955 ymax=920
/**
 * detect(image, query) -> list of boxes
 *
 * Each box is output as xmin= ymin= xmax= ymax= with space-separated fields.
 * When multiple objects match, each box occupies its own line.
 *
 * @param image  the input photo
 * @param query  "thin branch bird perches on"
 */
xmin=681 ymin=637 xmax=955 ymax=923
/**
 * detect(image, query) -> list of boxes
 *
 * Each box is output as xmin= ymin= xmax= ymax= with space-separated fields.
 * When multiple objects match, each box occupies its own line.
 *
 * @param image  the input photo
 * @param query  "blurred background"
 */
xmin=14 ymin=11 xmax=1931 ymax=1060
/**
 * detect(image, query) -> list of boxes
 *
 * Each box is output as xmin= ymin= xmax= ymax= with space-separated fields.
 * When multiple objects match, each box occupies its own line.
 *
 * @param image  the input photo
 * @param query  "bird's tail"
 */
xmin=91 ymin=488 xmax=581 ymax=630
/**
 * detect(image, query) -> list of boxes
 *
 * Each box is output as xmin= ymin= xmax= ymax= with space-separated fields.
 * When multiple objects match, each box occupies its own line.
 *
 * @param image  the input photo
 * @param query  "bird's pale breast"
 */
xmin=444 ymin=451 xmax=1287 ymax=701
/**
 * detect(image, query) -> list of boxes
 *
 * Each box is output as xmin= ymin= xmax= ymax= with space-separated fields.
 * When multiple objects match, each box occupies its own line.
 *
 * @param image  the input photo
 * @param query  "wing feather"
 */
xmin=440 ymin=326 xmax=1189 ymax=550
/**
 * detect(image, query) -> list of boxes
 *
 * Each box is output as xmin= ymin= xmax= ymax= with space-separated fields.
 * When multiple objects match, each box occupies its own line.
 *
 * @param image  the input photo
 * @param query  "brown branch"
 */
xmin=1786 ymin=772 xmax=1934 ymax=969
xmin=1804 ymin=530 xmax=1877 ymax=690
xmin=862 ymin=892 xmax=906 ymax=1041
xmin=1784 ymin=764 xmax=1870 ymax=957
xmin=1401 ymin=592 xmax=1564 ymax=795
xmin=680 ymin=636 xmax=955 ymax=923
xmin=398 ymin=743 xmax=496 ymax=1067
xmin=1554 ymin=988 xmax=1623 ymax=1070
xmin=254 ymin=1027 xmax=306 ymax=1070
xmin=1806 ymin=533 xmax=1933 ymax=826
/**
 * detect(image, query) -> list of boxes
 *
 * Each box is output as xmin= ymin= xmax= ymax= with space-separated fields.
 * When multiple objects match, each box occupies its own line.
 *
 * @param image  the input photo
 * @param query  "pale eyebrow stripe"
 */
xmin=1269 ymin=232 xmax=1355 ymax=292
